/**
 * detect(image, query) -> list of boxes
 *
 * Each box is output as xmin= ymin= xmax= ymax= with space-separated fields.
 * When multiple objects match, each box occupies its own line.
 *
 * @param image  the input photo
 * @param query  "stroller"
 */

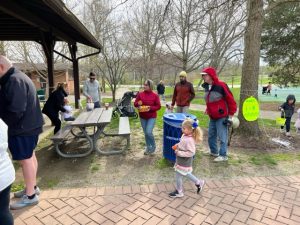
xmin=112 ymin=91 xmax=139 ymax=118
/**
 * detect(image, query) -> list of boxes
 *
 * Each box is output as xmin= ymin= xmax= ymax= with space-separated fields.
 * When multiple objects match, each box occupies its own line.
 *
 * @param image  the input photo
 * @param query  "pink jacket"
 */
xmin=176 ymin=135 xmax=195 ymax=157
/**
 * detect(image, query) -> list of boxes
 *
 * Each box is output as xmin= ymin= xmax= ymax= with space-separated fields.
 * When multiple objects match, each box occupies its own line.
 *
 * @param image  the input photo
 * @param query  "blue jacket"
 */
xmin=0 ymin=67 xmax=44 ymax=136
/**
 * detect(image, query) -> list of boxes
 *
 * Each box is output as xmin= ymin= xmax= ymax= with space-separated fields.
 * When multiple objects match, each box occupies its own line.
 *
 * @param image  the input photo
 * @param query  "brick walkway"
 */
xmin=13 ymin=175 xmax=300 ymax=225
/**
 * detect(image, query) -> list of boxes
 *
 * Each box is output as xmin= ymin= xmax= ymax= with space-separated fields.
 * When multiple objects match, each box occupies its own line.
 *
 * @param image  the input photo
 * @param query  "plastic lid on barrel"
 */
xmin=163 ymin=113 xmax=196 ymax=122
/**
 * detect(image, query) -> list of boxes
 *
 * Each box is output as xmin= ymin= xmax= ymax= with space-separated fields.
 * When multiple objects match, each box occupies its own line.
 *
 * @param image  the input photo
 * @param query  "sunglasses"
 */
xmin=90 ymin=77 xmax=95 ymax=80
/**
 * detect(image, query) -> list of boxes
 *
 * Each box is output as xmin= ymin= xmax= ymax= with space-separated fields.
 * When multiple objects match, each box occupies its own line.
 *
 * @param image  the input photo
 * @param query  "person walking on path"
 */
xmin=171 ymin=71 xmax=195 ymax=113
xmin=42 ymin=83 xmax=69 ymax=134
xmin=0 ymin=55 xmax=43 ymax=209
xmin=279 ymin=94 xmax=296 ymax=137
xmin=83 ymin=72 xmax=101 ymax=108
xmin=134 ymin=79 xmax=161 ymax=155
xmin=157 ymin=80 xmax=166 ymax=101
xmin=169 ymin=118 xmax=205 ymax=198
xmin=201 ymin=67 xmax=237 ymax=162
xmin=0 ymin=119 xmax=15 ymax=225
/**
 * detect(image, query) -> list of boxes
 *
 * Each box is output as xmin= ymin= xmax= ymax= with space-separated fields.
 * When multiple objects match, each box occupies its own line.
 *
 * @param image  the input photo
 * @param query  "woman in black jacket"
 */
xmin=42 ymin=83 xmax=68 ymax=134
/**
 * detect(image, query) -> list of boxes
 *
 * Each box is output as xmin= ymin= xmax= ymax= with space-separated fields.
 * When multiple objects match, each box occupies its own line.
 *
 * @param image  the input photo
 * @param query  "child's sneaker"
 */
xmin=286 ymin=132 xmax=291 ymax=137
xmin=196 ymin=180 xmax=205 ymax=194
xmin=169 ymin=190 xmax=184 ymax=198
xmin=280 ymin=128 xmax=285 ymax=133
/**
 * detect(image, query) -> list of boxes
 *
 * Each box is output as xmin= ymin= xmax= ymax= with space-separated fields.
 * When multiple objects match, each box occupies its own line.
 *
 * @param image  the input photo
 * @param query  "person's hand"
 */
xmin=170 ymin=105 xmax=174 ymax=110
xmin=172 ymin=144 xmax=178 ymax=151
xmin=281 ymin=108 xmax=284 ymax=112
xmin=145 ymin=106 xmax=150 ymax=112
xmin=138 ymin=100 xmax=143 ymax=106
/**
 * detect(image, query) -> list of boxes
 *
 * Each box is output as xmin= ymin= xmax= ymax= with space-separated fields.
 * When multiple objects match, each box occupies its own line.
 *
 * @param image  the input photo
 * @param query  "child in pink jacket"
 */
xmin=169 ymin=118 xmax=205 ymax=198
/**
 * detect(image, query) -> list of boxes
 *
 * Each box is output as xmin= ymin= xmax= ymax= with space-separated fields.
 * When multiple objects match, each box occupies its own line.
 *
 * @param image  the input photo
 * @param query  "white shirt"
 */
xmin=0 ymin=119 xmax=15 ymax=191
xmin=63 ymin=105 xmax=73 ymax=119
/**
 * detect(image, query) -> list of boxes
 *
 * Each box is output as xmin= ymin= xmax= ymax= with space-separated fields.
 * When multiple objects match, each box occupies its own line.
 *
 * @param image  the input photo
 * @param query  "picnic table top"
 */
xmin=71 ymin=108 xmax=113 ymax=127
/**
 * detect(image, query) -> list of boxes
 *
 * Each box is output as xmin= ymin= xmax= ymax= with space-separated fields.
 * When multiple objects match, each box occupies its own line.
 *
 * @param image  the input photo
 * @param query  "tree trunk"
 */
xmin=112 ymin=86 xmax=116 ymax=102
xmin=238 ymin=0 xmax=263 ymax=136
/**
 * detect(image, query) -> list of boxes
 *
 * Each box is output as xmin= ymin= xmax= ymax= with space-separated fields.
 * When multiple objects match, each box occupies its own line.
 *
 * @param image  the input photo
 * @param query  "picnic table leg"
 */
xmin=54 ymin=128 xmax=94 ymax=158
xmin=94 ymin=127 xmax=129 ymax=155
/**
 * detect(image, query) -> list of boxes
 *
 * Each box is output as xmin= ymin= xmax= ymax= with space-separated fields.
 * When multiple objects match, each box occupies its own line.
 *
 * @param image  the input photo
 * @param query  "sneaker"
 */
xmin=196 ymin=180 xmax=205 ymax=194
xmin=280 ymin=128 xmax=285 ymax=133
xmin=286 ymin=132 xmax=291 ymax=137
xmin=169 ymin=190 xmax=184 ymax=198
xmin=203 ymin=152 xmax=219 ymax=157
xmin=214 ymin=156 xmax=228 ymax=162
xmin=10 ymin=195 xmax=39 ymax=210
xmin=14 ymin=186 xmax=41 ymax=198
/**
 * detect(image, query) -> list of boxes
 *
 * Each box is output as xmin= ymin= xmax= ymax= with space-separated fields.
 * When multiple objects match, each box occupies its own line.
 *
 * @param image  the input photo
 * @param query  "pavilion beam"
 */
xmin=41 ymin=32 xmax=56 ymax=94
xmin=69 ymin=44 xmax=80 ymax=109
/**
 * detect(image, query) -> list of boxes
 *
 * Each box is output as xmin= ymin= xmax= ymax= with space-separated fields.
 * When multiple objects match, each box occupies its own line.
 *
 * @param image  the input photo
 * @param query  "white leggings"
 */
xmin=176 ymin=171 xmax=200 ymax=193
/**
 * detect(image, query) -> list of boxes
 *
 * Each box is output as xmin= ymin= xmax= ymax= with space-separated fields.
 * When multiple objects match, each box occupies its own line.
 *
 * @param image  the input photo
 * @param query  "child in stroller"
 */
xmin=113 ymin=91 xmax=139 ymax=118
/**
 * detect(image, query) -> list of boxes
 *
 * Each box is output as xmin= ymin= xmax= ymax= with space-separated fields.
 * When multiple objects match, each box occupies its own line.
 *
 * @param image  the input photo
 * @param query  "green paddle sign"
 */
xmin=242 ymin=97 xmax=259 ymax=121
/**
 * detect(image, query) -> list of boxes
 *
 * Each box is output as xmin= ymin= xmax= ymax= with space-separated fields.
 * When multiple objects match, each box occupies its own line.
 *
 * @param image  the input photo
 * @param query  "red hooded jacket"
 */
xmin=202 ymin=67 xmax=237 ymax=119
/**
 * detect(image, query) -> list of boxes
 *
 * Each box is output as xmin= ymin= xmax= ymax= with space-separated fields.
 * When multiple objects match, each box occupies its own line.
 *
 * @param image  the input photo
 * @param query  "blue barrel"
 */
xmin=163 ymin=113 xmax=197 ymax=162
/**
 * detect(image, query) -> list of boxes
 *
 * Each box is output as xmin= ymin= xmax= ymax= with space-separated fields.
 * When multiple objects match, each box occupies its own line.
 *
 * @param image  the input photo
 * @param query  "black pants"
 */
xmin=0 ymin=185 xmax=14 ymax=225
xmin=48 ymin=114 xmax=61 ymax=134
xmin=281 ymin=117 xmax=291 ymax=132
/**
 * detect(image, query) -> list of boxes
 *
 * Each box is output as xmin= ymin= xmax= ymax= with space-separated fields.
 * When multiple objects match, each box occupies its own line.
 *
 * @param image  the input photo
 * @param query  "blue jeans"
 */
xmin=208 ymin=117 xmax=228 ymax=157
xmin=140 ymin=118 xmax=156 ymax=152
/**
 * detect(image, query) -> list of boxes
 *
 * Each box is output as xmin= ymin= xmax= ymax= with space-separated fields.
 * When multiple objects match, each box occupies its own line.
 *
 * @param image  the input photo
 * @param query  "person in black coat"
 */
xmin=156 ymin=80 xmax=165 ymax=101
xmin=42 ymin=83 xmax=68 ymax=134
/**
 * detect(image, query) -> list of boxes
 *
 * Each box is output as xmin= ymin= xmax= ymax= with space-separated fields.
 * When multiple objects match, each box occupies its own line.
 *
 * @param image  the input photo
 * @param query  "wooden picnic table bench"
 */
xmin=50 ymin=108 xmax=131 ymax=158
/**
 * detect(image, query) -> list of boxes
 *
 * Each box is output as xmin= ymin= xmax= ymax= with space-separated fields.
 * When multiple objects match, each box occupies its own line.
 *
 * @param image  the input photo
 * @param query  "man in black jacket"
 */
xmin=156 ymin=80 xmax=165 ymax=101
xmin=0 ymin=55 xmax=44 ymax=209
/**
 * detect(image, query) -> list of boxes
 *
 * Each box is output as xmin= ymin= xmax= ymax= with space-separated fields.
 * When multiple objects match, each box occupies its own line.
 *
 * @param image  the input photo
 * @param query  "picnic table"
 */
xmin=51 ymin=108 xmax=131 ymax=158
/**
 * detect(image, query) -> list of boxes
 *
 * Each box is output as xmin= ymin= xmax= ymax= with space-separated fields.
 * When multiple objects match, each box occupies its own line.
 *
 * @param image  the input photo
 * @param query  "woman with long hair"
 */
xmin=42 ymin=83 xmax=69 ymax=134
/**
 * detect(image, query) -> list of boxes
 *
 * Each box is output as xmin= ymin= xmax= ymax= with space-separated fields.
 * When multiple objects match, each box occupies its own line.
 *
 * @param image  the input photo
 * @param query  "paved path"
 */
xmin=13 ymin=175 xmax=300 ymax=225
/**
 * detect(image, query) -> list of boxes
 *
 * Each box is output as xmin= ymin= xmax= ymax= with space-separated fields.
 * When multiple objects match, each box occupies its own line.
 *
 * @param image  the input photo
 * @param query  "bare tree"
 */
xmin=83 ymin=0 xmax=133 ymax=101
xmin=164 ymin=0 xmax=209 ymax=72
xmin=238 ymin=0 xmax=263 ymax=136
xmin=206 ymin=0 xmax=246 ymax=73
xmin=96 ymin=24 xmax=132 ymax=102
xmin=126 ymin=0 xmax=166 ymax=80
xmin=237 ymin=0 xmax=299 ymax=136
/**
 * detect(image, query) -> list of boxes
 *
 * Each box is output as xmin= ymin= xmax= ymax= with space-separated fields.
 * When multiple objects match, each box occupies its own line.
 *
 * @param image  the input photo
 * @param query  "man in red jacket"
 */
xmin=201 ymin=67 xmax=237 ymax=162
xmin=171 ymin=71 xmax=195 ymax=113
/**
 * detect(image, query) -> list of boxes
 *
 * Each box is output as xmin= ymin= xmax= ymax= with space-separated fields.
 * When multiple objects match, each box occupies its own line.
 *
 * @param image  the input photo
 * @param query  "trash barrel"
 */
xmin=163 ymin=113 xmax=197 ymax=162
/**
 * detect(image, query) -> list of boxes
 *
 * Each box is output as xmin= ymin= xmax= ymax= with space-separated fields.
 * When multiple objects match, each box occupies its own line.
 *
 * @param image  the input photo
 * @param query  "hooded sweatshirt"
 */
xmin=280 ymin=94 xmax=296 ymax=118
xmin=202 ymin=67 xmax=237 ymax=119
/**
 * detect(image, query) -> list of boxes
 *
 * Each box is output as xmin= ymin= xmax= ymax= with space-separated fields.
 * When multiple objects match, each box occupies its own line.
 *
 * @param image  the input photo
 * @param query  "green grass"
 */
xmin=155 ymin=158 xmax=173 ymax=169
xmin=46 ymin=178 xmax=59 ymax=189
xmin=249 ymin=155 xmax=278 ymax=166
xmin=90 ymin=164 xmax=100 ymax=173
xmin=11 ymin=182 xmax=25 ymax=192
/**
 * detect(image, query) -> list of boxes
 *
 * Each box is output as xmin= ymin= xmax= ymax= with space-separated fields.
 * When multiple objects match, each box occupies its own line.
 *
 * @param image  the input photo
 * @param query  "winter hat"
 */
xmin=179 ymin=71 xmax=187 ymax=77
